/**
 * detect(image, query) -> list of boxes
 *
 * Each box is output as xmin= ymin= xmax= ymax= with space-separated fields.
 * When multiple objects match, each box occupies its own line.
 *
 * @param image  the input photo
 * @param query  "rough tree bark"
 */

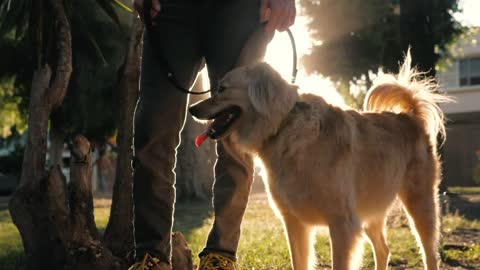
xmin=16 ymin=0 xmax=72 ymax=188
xmin=11 ymin=135 xmax=122 ymax=270
xmin=49 ymin=110 xmax=66 ymax=167
xmin=8 ymin=0 xmax=76 ymax=268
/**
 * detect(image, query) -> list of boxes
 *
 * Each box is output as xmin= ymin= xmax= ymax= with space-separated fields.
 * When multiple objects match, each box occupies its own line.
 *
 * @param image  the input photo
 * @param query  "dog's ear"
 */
xmin=247 ymin=64 xmax=275 ymax=116
xmin=247 ymin=63 xmax=298 ymax=119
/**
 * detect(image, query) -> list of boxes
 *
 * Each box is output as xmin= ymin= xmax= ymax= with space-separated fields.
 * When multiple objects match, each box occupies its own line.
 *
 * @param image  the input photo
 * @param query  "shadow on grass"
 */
xmin=0 ymin=250 xmax=25 ymax=270
xmin=173 ymin=199 xmax=213 ymax=234
xmin=446 ymin=192 xmax=480 ymax=220
xmin=0 ymin=196 xmax=11 ymax=212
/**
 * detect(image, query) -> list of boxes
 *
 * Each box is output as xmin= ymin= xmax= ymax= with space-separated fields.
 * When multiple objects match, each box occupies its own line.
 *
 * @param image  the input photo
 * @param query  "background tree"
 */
xmin=0 ymin=0 xmax=131 ymax=165
xmin=300 ymin=0 xmax=464 ymax=108
xmin=0 ymin=0 xmax=133 ymax=189
xmin=3 ymin=0 xmax=133 ymax=269
xmin=0 ymin=0 xmax=224 ymax=201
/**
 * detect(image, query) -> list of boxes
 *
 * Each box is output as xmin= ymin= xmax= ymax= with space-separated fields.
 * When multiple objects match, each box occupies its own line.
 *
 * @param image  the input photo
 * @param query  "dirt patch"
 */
xmin=384 ymin=193 xmax=480 ymax=270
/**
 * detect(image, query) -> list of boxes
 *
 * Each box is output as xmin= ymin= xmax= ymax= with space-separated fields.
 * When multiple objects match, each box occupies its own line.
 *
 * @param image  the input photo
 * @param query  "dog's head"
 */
xmin=189 ymin=63 xmax=298 ymax=151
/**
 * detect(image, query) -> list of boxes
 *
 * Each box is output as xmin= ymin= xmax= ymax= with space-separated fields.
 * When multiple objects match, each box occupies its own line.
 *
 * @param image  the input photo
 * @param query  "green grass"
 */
xmin=177 ymin=194 xmax=480 ymax=269
xmin=0 ymin=210 xmax=24 ymax=270
xmin=0 ymin=207 xmax=112 ymax=270
xmin=1 ymin=193 xmax=479 ymax=269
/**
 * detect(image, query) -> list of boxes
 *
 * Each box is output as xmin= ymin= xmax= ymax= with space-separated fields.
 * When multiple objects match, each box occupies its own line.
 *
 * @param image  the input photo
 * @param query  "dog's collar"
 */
xmin=276 ymin=101 xmax=310 ymax=132
xmin=262 ymin=101 xmax=310 ymax=150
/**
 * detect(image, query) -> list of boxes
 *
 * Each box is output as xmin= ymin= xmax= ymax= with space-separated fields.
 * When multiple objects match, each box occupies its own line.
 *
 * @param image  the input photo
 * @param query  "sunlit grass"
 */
xmin=178 ymin=194 xmax=480 ymax=270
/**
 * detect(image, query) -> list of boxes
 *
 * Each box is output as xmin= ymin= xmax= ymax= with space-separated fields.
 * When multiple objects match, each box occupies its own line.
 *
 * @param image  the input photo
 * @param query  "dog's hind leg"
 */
xmin=364 ymin=217 xmax=390 ymax=270
xmin=400 ymin=185 xmax=440 ymax=270
xmin=329 ymin=215 xmax=363 ymax=270
xmin=283 ymin=215 xmax=315 ymax=270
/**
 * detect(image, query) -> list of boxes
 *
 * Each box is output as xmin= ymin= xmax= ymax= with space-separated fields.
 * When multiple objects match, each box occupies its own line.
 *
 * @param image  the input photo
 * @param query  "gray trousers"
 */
xmin=133 ymin=0 xmax=270 ymax=263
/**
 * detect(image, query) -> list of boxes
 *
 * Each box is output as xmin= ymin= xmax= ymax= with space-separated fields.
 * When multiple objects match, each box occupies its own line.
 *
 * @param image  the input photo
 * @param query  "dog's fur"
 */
xmin=189 ymin=55 xmax=450 ymax=270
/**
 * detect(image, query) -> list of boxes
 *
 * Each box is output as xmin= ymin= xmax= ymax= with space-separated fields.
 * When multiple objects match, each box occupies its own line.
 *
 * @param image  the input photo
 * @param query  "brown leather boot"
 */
xmin=198 ymin=253 xmax=236 ymax=270
xmin=128 ymin=253 xmax=171 ymax=270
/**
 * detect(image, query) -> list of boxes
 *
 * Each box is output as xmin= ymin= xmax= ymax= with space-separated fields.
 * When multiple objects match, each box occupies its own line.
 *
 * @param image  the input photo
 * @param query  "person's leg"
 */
xmin=133 ymin=0 xmax=204 ymax=264
xmin=199 ymin=0 xmax=274 ymax=259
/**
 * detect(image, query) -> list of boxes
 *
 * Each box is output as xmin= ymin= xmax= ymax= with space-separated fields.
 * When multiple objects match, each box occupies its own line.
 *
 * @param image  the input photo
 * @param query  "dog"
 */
xmin=189 ymin=54 xmax=450 ymax=270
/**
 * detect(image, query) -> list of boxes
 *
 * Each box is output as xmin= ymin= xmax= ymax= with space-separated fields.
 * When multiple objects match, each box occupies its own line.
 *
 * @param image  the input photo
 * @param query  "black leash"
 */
xmin=286 ymin=28 xmax=298 ymax=84
xmin=143 ymin=0 xmax=298 ymax=95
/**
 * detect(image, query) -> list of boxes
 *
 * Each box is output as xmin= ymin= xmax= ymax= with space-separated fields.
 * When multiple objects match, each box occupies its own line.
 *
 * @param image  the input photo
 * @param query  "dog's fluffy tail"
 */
xmin=363 ymin=52 xmax=452 ymax=146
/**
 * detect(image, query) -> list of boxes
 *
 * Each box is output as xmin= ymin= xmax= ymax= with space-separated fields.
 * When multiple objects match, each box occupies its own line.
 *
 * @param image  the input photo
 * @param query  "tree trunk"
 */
xmin=8 ymin=0 xmax=73 ymax=268
xmin=49 ymin=109 xmax=66 ymax=167
xmin=11 ymin=136 xmax=122 ymax=270
xmin=103 ymin=15 xmax=142 ymax=260
xmin=17 ymin=66 xmax=52 ymax=188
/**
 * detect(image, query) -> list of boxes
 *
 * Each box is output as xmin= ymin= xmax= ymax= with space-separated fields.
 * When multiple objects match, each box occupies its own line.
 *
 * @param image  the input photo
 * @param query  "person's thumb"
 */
xmin=153 ymin=0 xmax=161 ymax=11
xmin=259 ymin=0 xmax=271 ymax=22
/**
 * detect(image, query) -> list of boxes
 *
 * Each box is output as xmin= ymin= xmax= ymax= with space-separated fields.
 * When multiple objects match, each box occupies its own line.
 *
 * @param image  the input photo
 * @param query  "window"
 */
xmin=459 ymin=57 xmax=480 ymax=86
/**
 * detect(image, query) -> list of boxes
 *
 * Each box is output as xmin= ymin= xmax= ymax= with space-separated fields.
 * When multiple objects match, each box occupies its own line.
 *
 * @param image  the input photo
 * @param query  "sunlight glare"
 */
xmin=264 ymin=16 xmax=346 ymax=107
xmin=200 ymin=16 xmax=346 ymax=107
xmin=456 ymin=0 xmax=480 ymax=26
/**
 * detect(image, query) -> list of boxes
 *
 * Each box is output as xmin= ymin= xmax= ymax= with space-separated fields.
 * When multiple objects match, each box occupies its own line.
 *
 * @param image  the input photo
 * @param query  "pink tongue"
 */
xmin=195 ymin=132 xmax=209 ymax=148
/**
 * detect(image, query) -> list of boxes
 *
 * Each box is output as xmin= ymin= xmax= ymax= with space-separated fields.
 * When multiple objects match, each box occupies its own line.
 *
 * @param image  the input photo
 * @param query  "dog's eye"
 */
xmin=217 ymin=86 xmax=226 ymax=94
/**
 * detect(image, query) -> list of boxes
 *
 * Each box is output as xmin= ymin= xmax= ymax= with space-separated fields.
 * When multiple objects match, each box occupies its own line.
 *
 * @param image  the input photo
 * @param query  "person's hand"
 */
xmin=259 ymin=0 xmax=296 ymax=32
xmin=133 ymin=0 xmax=161 ymax=22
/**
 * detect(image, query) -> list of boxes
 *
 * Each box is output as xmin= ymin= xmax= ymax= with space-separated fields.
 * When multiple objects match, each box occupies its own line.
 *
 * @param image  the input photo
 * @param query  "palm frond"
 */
xmin=0 ymin=0 xmax=31 ymax=37
xmin=96 ymin=0 xmax=121 ymax=24
xmin=87 ymin=32 xmax=109 ymax=66
xmin=73 ymin=17 xmax=109 ymax=65
xmin=110 ymin=0 xmax=133 ymax=13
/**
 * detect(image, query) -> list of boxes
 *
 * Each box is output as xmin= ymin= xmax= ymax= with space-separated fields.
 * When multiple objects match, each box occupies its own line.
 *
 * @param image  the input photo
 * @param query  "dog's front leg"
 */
xmin=283 ymin=214 xmax=314 ymax=270
xmin=328 ymin=216 xmax=363 ymax=270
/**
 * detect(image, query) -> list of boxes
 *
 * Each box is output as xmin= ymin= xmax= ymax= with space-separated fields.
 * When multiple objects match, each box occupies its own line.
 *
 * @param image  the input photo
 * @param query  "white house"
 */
xmin=437 ymin=30 xmax=480 ymax=186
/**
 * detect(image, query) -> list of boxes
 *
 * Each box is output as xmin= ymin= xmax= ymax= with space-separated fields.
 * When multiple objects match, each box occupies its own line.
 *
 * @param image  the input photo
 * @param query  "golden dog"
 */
xmin=189 ymin=55 xmax=449 ymax=270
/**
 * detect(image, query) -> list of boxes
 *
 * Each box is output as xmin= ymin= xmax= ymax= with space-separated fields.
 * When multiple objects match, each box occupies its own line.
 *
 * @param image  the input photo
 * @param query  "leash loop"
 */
xmin=142 ymin=0 xmax=298 ymax=94
xmin=286 ymin=28 xmax=298 ymax=84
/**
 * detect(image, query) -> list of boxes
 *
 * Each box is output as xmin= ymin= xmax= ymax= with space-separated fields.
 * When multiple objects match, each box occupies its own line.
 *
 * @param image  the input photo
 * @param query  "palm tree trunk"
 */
xmin=49 ymin=110 xmax=65 ymax=167
xmin=9 ymin=0 xmax=74 ymax=268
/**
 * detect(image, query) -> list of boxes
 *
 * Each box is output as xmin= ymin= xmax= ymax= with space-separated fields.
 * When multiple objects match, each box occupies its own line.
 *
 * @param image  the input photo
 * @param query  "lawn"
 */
xmin=1 ymin=190 xmax=479 ymax=269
